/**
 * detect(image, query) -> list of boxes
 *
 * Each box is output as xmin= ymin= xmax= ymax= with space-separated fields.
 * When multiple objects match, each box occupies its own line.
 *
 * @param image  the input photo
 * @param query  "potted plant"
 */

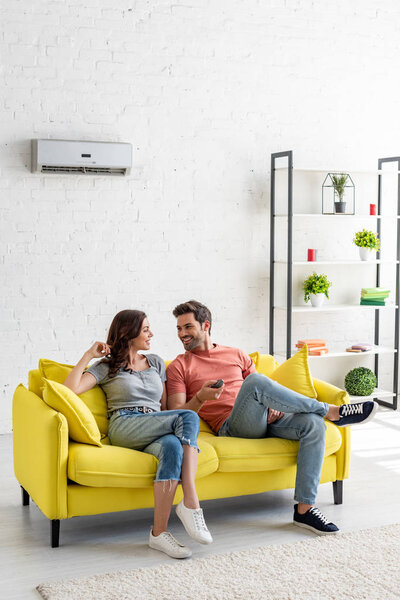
xmin=331 ymin=173 xmax=348 ymax=213
xmin=303 ymin=272 xmax=332 ymax=307
xmin=353 ymin=229 xmax=380 ymax=261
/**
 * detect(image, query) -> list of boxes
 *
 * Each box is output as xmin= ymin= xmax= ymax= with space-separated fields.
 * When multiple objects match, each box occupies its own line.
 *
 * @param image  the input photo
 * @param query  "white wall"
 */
xmin=1 ymin=0 xmax=400 ymax=432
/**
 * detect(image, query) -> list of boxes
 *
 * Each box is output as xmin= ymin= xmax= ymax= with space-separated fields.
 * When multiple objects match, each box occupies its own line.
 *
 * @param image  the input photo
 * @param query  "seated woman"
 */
xmin=64 ymin=309 xmax=212 ymax=559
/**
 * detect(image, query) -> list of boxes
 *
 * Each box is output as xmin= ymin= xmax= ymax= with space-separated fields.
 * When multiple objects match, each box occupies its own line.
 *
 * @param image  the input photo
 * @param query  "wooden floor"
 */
xmin=2 ymin=408 xmax=400 ymax=599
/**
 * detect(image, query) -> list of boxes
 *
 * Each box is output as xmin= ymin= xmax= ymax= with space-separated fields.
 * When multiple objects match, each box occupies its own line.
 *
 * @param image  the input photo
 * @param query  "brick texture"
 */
xmin=1 ymin=0 xmax=400 ymax=431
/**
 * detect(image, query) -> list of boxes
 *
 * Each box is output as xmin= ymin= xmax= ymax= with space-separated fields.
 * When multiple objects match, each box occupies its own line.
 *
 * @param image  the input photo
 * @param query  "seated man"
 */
xmin=166 ymin=300 xmax=377 ymax=535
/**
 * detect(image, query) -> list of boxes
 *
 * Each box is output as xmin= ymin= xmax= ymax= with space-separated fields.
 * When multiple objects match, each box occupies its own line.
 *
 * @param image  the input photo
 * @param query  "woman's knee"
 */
xmin=178 ymin=409 xmax=200 ymax=433
xmin=179 ymin=409 xmax=200 ymax=425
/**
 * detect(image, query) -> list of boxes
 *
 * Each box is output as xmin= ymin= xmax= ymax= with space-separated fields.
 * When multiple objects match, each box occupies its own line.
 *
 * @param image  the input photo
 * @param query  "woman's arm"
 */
xmin=64 ymin=341 xmax=111 ymax=395
xmin=160 ymin=382 xmax=167 ymax=411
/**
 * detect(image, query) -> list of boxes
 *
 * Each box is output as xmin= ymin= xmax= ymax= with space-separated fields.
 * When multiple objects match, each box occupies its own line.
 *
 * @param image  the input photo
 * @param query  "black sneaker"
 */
xmin=332 ymin=400 xmax=378 ymax=427
xmin=293 ymin=504 xmax=339 ymax=535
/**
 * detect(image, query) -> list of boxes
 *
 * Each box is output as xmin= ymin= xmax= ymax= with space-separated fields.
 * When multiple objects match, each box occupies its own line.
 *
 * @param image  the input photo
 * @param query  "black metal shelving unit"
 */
xmin=269 ymin=150 xmax=399 ymax=410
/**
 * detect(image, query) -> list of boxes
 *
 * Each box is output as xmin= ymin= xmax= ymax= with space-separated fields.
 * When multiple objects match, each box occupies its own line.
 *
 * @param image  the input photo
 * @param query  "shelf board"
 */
xmin=274 ymin=304 xmax=398 ymax=312
xmin=275 ymin=167 xmax=400 ymax=175
xmin=275 ymin=260 xmax=398 ymax=265
xmin=274 ymin=346 xmax=396 ymax=360
xmin=274 ymin=213 xmax=398 ymax=219
xmin=348 ymin=388 xmax=396 ymax=402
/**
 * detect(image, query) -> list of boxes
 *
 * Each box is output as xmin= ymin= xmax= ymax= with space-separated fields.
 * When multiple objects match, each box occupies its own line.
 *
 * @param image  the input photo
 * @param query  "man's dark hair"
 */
xmin=172 ymin=300 xmax=212 ymax=334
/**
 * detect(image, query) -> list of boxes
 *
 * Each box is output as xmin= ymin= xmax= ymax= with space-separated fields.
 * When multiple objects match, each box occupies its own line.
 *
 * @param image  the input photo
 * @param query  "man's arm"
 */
xmin=242 ymin=353 xmax=257 ymax=379
xmin=168 ymin=381 xmax=225 ymax=412
xmin=168 ymin=391 xmax=203 ymax=412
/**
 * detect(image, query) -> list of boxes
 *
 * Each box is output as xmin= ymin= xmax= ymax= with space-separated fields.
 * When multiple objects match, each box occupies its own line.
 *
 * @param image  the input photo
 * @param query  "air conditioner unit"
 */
xmin=31 ymin=139 xmax=132 ymax=176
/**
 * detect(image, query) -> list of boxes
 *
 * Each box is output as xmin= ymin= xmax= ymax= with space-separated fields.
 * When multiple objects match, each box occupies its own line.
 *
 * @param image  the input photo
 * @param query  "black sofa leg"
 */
xmin=21 ymin=486 xmax=30 ymax=506
xmin=51 ymin=520 xmax=60 ymax=548
xmin=333 ymin=480 xmax=343 ymax=504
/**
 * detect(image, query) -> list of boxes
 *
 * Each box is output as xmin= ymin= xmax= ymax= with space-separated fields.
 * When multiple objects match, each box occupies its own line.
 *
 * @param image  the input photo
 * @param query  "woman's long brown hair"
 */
xmin=104 ymin=309 xmax=147 ymax=377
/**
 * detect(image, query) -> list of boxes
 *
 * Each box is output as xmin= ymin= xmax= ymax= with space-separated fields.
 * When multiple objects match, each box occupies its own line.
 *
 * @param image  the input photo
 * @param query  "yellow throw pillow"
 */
xmin=38 ymin=358 xmax=73 ymax=382
xmin=270 ymin=345 xmax=317 ymax=398
xmin=42 ymin=379 xmax=102 ymax=447
xmin=39 ymin=358 xmax=108 ymax=436
xmin=249 ymin=352 xmax=279 ymax=378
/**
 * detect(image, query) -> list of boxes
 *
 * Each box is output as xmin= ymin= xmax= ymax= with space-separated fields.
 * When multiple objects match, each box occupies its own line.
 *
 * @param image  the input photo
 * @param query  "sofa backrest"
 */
xmin=29 ymin=368 xmax=44 ymax=398
xmin=28 ymin=352 xmax=279 ymax=437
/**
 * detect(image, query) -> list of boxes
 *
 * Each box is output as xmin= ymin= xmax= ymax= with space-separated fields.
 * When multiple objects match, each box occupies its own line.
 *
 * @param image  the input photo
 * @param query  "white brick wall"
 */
xmin=1 ymin=0 xmax=400 ymax=432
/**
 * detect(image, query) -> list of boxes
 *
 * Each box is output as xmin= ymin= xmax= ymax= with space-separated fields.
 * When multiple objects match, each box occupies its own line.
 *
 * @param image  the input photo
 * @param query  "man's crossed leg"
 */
xmin=218 ymin=373 xmax=377 ymax=535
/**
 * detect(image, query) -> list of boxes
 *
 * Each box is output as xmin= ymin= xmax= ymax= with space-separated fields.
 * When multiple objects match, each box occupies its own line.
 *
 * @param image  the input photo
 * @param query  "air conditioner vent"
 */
xmin=41 ymin=165 xmax=126 ymax=175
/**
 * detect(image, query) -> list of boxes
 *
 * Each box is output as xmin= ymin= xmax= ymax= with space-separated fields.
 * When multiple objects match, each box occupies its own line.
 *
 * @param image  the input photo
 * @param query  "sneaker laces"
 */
xmin=161 ymin=532 xmax=184 ymax=548
xmin=308 ymin=507 xmax=330 ymax=525
xmin=193 ymin=509 xmax=209 ymax=532
xmin=340 ymin=403 xmax=363 ymax=417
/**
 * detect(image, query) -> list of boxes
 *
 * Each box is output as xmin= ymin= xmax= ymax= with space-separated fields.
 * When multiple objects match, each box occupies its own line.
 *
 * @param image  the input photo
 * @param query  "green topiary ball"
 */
xmin=344 ymin=367 xmax=376 ymax=396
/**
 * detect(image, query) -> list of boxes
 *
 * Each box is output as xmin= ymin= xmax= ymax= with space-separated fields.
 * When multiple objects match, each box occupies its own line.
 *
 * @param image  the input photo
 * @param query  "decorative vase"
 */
xmin=334 ymin=201 xmax=347 ymax=214
xmin=359 ymin=246 xmax=373 ymax=261
xmin=310 ymin=293 xmax=325 ymax=308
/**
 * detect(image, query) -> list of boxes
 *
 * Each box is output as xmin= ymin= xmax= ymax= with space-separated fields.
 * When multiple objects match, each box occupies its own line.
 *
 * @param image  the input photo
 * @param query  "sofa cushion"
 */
xmin=204 ymin=421 xmax=341 ymax=473
xmin=199 ymin=418 xmax=214 ymax=434
xmin=42 ymin=379 xmax=102 ymax=447
xmin=270 ymin=346 xmax=317 ymax=398
xmin=39 ymin=358 xmax=108 ymax=436
xmin=68 ymin=436 xmax=219 ymax=488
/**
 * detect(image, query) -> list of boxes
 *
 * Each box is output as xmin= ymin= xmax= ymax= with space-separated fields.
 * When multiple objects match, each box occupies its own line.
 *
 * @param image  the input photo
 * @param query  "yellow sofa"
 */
xmin=12 ymin=353 xmax=350 ymax=547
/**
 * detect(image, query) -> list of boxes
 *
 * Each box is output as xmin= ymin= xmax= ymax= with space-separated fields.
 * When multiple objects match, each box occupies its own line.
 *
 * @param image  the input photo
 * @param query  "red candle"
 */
xmin=308 ymin=249 xmax=317 ymax=261
xmin=370 ymin=204 xmax=377 ymax=215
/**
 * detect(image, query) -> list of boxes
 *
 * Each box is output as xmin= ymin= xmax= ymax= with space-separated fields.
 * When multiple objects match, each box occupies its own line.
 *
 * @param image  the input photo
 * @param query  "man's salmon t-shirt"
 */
xmin=166 ymin=344 xmax=256 ymax=432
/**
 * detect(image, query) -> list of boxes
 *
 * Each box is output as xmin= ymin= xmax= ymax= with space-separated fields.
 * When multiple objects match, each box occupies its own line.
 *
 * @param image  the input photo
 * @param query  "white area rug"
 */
xmin=37 ymin=523 xmax=400 ymax=600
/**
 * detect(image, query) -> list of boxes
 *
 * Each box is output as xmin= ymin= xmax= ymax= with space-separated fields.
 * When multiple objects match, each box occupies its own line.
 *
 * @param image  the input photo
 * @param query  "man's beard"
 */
xmin=183 ymin=334 xmax=203 ymax=351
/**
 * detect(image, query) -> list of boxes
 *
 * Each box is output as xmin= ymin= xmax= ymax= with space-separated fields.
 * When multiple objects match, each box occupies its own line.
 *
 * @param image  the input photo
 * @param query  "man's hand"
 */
xmin=267 ymin=408 xmax=284 ymax=424
xmin=197 ymin=380 xmax=225 ymax=404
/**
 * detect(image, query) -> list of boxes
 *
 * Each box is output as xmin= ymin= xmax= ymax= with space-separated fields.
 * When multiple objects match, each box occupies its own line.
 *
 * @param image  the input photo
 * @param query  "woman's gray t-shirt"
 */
xmin=87 ymin=354 xmax=166 ymax=413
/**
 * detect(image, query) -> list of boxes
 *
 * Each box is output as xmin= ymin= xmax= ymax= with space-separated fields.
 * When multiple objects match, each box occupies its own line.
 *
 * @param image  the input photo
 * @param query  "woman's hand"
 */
xmin=267 ymin=408 xmax=284 ymax=424
xmin=87 ymin=341 xmax=111 ymax=360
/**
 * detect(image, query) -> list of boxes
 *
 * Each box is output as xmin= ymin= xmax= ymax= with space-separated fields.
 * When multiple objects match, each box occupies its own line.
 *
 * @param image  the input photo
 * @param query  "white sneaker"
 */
xmin=175 ymin=500 xmax=213 ymax=544
xmin=149 ymin=529 xmax=192 ymax=559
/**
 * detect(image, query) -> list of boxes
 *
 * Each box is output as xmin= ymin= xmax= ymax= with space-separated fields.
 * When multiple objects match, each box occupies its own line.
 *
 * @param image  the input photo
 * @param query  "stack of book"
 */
xmin=360 ymin=287 xmax=391 ymax=306
xmin=346 ymin=343 xmax=373 ymax=353
xmin=296 ymin=339 xmax=328 ymax=356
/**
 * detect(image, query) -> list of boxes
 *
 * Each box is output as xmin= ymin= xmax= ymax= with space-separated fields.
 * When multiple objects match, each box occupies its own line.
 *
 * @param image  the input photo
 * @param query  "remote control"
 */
xmin=210 ymin=379 xmax=224 ymax=389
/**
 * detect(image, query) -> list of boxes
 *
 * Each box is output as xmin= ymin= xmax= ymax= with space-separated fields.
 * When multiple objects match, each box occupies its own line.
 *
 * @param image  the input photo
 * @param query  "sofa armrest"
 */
xmin=313 ymin=378 xmax=351 ymax=481
xmin=12 ymin=384 xmax=69 ymax=520
xmin=313 ymin=378 xmax=349 ymax=406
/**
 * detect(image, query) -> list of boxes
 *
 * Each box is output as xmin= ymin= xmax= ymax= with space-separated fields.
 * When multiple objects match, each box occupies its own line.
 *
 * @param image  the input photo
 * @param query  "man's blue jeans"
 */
xmin=218 ymin=373 xmax=329 ymax=505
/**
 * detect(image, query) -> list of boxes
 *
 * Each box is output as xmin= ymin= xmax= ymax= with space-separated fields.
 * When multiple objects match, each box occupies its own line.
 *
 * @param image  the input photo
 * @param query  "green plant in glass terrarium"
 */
xmin=322 ymin=172 xmax=355 ymax=214
xmin=331 ymin=174 xmax=348 ymax=210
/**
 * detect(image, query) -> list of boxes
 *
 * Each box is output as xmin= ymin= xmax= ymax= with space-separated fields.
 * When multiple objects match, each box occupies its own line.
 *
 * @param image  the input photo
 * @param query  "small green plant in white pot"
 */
xmin=353 ymin=229 xmax=380 ymax=261
xmin=303 ymin=272 xmax=332 ymax=307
